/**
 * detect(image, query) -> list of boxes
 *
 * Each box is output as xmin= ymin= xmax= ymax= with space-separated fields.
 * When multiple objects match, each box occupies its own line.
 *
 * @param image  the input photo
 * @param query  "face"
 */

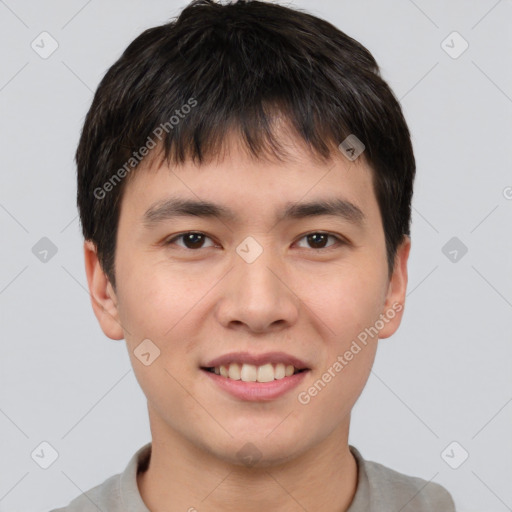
xmin=84 ymin=131 xmax=410 ymax=467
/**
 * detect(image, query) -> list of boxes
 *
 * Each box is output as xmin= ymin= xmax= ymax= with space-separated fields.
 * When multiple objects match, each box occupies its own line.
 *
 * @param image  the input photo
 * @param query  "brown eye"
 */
xmin=296 ymin=232 xmax=342 ymax=250
xmin=166 ymin=232 xmax=215 ymax=249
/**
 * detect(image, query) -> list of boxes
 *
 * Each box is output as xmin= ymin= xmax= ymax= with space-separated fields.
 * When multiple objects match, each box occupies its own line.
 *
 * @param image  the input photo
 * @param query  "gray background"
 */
xmin=1 ymin=0 xmax=511 ymax=511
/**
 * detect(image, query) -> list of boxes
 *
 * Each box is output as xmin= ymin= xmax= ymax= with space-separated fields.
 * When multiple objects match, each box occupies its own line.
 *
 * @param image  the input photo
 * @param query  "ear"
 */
xmin=378 ymin=235 xmax=411 ymax=339
xmin=83 ymin=240 xmax=124 ymax=340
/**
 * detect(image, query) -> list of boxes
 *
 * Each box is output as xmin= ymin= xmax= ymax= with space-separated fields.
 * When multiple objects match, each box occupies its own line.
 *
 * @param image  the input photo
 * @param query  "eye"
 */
xmin=164 ymin=231 xmax=345 ymax=251
xmin=295 ymin=232 xmax=344 ymax=250
xmin=164 ymin=232 xmax=216 ymax=250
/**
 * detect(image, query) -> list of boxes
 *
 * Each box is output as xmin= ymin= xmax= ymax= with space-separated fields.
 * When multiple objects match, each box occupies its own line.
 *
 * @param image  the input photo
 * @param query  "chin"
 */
xmin=216 ymin=430 xmax=311 ymax=467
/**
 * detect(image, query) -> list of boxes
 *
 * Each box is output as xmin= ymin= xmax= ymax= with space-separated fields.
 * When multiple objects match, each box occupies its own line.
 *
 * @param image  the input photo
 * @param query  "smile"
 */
xmin=201 ymin=367 xmax=310 ymax=401
xmin=203 ymin=362 xmax=306 ymax=382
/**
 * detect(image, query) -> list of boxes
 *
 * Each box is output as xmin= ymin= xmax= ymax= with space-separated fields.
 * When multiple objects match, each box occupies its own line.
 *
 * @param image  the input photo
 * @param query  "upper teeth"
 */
xmin=213 ymin=363 xmax=298 ymax=382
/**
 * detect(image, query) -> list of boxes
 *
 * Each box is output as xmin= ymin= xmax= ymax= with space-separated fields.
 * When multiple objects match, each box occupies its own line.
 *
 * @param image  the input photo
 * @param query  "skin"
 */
xmin=84 ymin=129 xmax=410 ymax=512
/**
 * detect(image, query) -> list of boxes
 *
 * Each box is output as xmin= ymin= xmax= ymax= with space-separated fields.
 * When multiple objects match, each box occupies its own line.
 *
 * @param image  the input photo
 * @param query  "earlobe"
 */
xmin=83 ymin=240 xmax=125 ymax=340
xmin=378 ymin=236 xmax=411 ymax=339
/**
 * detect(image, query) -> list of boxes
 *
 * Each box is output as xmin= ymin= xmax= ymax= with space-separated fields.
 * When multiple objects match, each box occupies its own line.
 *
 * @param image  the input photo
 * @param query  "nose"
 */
xmin=214 ymin=244 xmax=299 ymax=334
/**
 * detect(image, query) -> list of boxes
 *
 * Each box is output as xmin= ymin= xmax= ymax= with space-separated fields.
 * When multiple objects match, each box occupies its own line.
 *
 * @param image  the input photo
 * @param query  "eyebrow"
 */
xmin=142 ymin=196 xmax=365 ymax=228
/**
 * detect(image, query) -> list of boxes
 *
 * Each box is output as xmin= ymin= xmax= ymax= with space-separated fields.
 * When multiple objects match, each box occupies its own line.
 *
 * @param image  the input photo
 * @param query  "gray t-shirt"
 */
xmin=49 ymin=442 xmax=456 ymax=511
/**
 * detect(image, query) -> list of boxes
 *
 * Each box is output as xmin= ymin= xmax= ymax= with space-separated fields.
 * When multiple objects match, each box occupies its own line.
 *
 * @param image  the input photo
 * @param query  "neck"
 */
xmin=137 ymin=408 xmax=358 ymax=512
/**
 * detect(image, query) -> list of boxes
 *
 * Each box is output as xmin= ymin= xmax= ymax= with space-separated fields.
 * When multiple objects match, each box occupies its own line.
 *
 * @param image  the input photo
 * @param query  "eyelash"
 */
xmin=163 ymin=231 xmax=347 ymax=251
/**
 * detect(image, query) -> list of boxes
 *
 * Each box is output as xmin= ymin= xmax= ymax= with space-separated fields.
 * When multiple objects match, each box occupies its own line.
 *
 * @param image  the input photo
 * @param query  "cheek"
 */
xmin=116 ymin=265 xmax=201 ymax=403
xmin=116 ymin=258 xmax=206 ymax=342
xmin=306 ymin=264 xmax=385 ymax=414
xmin=299 ymin=261 xmax=388 ymax=338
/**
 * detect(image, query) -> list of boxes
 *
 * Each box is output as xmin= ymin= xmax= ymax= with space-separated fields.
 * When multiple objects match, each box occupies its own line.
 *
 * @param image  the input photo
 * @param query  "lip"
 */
xmin=202 ymin=351 xmax=310 ymax=370
xmin=201 ymin=367 xmax=310 ymax=401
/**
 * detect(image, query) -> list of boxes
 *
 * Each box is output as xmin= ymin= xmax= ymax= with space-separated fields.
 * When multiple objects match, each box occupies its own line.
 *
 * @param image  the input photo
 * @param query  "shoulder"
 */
xmin=47 ymin=442 xmax=151 ymax=512
xmin=48 ymin=473 xmax=121 ymax=512
xmin=350 ymin=446 xmax=456 ymax=511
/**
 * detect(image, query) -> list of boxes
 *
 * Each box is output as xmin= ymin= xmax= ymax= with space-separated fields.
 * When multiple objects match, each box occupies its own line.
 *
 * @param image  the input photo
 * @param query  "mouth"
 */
xmin=200 ymin=351 xmax=311 ymax=384
xmin=200 ymin=352 xmax=311 ymax=401
xmin=201 ymin=363 xmax=308 ymax=383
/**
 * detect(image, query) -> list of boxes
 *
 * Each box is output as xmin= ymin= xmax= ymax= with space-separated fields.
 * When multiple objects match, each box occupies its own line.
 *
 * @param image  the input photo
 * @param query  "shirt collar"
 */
xmin=119 ymin=442 xmax=369 ymax=511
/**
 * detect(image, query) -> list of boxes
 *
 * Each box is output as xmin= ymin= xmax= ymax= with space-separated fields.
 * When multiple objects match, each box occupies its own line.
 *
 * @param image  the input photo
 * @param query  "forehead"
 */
xmin=119 ymin=129 xmax=379 ymax=229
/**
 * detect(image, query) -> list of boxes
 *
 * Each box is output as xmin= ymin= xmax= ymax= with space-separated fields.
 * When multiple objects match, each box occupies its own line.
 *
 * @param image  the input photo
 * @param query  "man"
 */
xmin=52 ymin=0 xmax=456 ymax=510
